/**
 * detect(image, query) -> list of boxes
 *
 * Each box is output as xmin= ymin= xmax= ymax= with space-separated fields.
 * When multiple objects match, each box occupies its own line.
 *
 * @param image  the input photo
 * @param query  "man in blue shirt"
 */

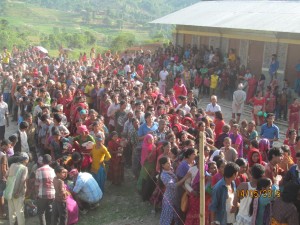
xmin=69 ymin=169 xmax=102 ymax=214
xmin=210 ymin=162 xmax=240 ymax=225
xmin=137 ymin=112 xmax=158 ymax=141
xmin=260 ymin=113 xmax=279 ymax=147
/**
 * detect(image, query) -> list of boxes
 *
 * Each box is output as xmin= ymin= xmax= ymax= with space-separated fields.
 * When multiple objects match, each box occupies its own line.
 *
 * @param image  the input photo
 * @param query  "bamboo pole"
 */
xmin=199 ymin=131 xmax=205 ymax=225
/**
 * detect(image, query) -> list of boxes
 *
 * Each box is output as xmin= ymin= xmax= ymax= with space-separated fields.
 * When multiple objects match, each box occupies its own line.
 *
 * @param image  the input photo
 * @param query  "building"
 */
xmin=151 ymin=1 xmax=300 ymax=86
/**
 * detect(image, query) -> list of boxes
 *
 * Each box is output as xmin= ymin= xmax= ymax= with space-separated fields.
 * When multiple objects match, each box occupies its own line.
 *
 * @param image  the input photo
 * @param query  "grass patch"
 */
xmin=77 ymin=169 xmax=157 ymax=225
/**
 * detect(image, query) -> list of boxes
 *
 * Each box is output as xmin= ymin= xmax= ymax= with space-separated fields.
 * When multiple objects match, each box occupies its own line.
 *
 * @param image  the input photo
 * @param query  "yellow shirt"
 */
xmin=210 ymin=74 xmax=219 ymax=89
xmin=2 ymin=52 xmax=11 ymax=64
xmin=228 ymin=53 xmax=236 ymax=62
xmin=84 ymin=84 xmax=94 ymax=104
xmin=90 ymin=144 xmax=111 ymax=174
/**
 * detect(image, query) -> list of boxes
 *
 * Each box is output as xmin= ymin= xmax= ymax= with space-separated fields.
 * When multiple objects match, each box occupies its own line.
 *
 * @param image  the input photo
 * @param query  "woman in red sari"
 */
xmin=173 ymin=78 xmax=187 ymax=100
xmin=265 ymin=86 xmax=276 ymax=114
xmin=288 ymin=98 xmax=300 ymax=134
xmin=283 ymin=129 xmax=297 ymax=161
xmin=247 ymin=147 xmax=266 ymax=169
xmin=250 ymin=91 xmax=265 ymax=126
xmin=185 ymin=171 xmax=200 ymax=225
xmin=73 ymin=125 xmax=95 ymax=171
xmin=213 ymin=111 xmax=225 ymax=140
xmin=58 ymin=89 xmax=73 ymax=120
xmin=107 ymin=131 xmax=124 ymax=185
xmin=70 ymin=95 xmax=89 ymax=134
xmin=246 ymin=76 xmax=257 ymax=103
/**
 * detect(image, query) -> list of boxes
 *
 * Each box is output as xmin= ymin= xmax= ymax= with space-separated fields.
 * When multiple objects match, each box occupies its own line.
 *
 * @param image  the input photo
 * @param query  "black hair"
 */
xmin=144 ymin=112 xmax=152 ymax=119
xmin=288 ymin=129 xmax=296 ymax=136
xmin=119 ymin=100 xmax=126 ymax=106
xmin=43 ymin=154 xmax=52 ymax=164
xmin=40 ymin=114 xmax=50 ymax=122
xmin=251 ymin=164 xmax=265 ymax=180
xmin=162 ymin=141 xmax=170 ymax=149
xmin=8 ymin=135 xmax=18 ymax=143
xmin=213 ymin=155 xmax=223 ymax=163
xmin=19 ymin=121 xmax=29 ymax=130
xmin=1 ymin=139 xmax=11 ymax=146
xmin=249 ymin=178 xmax=272 ymax=216
xmin=280 ymin=145 xmax=291 ymax=156
xmin=54 ymin=165 xmax=66 ymax=174
xmin=296 ymin=152 xmax=300 ymax=158
xmin=296 ymin=136 xmax=300 ymax=143
xmin=223 ymin=162 xmax=240 ymax=178
xmin=183 ymin=148 xmax=195 ymax=158
xmin=215 ymin=111 xmax=223 ymax=120
xmin=52 ymin=128 xmax=61 ymax=136
xmin=282 ymin=182 xmax=300 ymax=203
xmin=208 ymin=161 xmax=217 ymax=169
xmin=216 ymin=158 xmax=226 ymax=169
xmin=71 ymin=152 xmax=81 ymax=161
xmin=235 ymin=158 xmax=247 ymax=167
xmin=158 ymin=156 xmax=169 ymax=188
xmin=171 ymin=147 xmax=179 ymax=157
xmin=250 ymin=140 xmax=259 ymax=149
xmin=50 ymin=161 xmax=60 ymax=170
xmin=268 ymin=147 xmax=283 ymax=162
xmin=209 ymin=149 xmax=216 ymax=158
xmin=23 ymin=112 xmax=32 ymax=121
xmin=53 ymin=113 xmax=62 ymax=123
xmin=197 ymin=121 xmax=205 ymax=128
xmin=184 ymin=139 xmax=194 ymax=147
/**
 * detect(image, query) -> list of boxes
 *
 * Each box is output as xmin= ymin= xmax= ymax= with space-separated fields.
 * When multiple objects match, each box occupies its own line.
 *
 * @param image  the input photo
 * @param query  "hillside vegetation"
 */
xmin=0 ymin=0 xmax=199 ymax=57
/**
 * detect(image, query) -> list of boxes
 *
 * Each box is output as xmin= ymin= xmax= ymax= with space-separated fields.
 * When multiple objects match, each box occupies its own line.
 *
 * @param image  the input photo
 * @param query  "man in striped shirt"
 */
xmin=35 ymin=154 xmax=55 ymax=225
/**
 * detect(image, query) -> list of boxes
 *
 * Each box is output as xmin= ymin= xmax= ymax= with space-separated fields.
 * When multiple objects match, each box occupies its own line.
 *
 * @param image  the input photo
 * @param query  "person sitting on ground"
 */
xmin=69 ymin=168 xmax=103 ymax=214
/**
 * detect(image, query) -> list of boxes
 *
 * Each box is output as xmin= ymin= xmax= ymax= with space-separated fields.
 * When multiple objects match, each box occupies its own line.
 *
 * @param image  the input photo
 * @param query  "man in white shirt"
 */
xmin=124 ymin=62 xmax=131 ymax=75
xmin=107 ymin=93 xmax=120 ymax=131
xmin=0 ymin=93 xmax=9 ymax=143
xmin=33 ymin=97 xmax=44 ymax=120
xmin=159 ymin=67 xmax=169 ymax=96
xmin=18 ymin=121 xmax=29 ymax=153
xmin=205 ymin=95 xmax=221 ymax=120
xmin=175 ymin=96 xmax=191 ymax=115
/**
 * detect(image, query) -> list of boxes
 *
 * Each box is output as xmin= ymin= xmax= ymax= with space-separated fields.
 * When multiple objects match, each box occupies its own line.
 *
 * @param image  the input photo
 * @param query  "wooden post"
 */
xmin=199 ymin=131 xmax=205 ymax=225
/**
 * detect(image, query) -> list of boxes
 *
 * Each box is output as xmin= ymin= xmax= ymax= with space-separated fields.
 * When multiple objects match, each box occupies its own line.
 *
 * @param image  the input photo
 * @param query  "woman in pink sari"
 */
xmin=65 ymin=185 xmax=79 ymax=225
xmin=137 ymin=134 xmax=157 ymax=201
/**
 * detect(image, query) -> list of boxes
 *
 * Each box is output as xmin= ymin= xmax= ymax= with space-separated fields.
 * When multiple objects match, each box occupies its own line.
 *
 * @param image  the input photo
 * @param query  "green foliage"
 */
xmin=0 ymin=19 xmax=30 ymax=49
xmin=0 ymin=0 xmax=198 ymax=56
xmin=41 ymin=30 xmax=97 ymax=49
xmin=110 ymin=32 xmax=136 ymax=52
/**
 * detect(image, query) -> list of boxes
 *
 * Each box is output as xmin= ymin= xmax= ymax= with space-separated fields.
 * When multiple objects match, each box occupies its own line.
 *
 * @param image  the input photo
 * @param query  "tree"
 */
xmin=110 ymin=32 xmax=135 ymax=52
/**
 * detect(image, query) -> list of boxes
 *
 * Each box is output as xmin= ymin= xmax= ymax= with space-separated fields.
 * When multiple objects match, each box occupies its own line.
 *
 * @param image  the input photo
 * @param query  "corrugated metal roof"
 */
xmin=151 ymin=1 xmax=300 ymax=34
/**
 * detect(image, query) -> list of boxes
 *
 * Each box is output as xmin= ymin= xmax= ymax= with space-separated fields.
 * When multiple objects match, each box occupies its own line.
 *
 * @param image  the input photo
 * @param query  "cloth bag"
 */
xmin=4 ymin=167 xmax=21 ymax=200
xmin=181 ymin=191 xmax=189 ymax=213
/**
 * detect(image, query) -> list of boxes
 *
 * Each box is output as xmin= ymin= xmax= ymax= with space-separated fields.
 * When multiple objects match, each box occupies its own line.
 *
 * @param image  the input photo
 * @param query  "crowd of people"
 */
xmin=0 ymin=42 xmax=299 ymax=225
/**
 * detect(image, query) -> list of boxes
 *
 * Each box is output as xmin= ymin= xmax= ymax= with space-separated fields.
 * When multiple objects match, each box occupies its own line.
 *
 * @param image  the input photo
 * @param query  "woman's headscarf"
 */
xmin=247 ymin=148 xmax=263 ymax=167
xmin=169 ymin=115 xmax=180 ymax=126
xmin=182 ymin=117 xmax=195 ymax=128
xmin=141 ymin=134 xmax=155 ymax=166
xmin=77 ymin=125 xmax=89 ymax=134
xmin=172 ymin=124 xmax=183 ymax=134
xmin=258 ymin=138 xmax=270 ymax=152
